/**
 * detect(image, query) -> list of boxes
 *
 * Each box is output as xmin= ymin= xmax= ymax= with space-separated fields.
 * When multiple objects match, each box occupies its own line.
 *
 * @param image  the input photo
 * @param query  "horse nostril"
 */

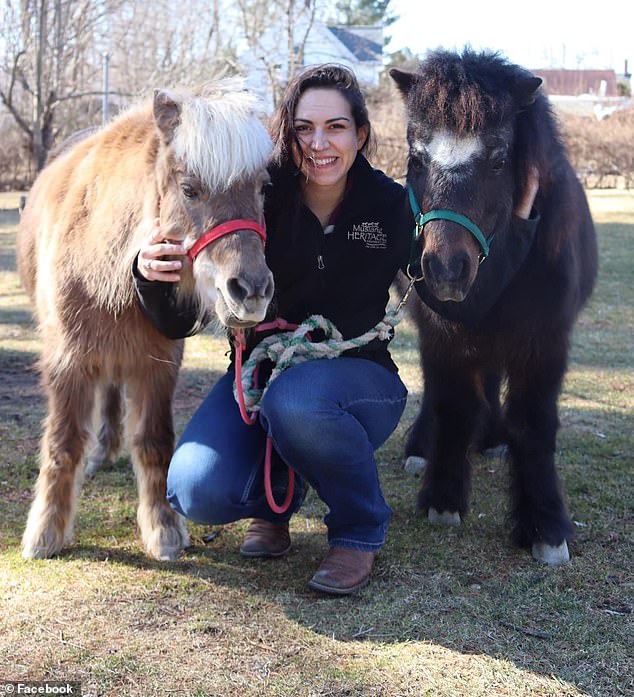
xmin=423 ymin=252 xmax=471 ymax=285
xmin=226 ymin=277 xmax=252 ymax=304
xmin=262 ymin=277 xmax=274 ymax=300
xmin=450 ymin=252 xmax=471 ymax=284
xmin=422 ymin=254 xmax=443 ymax=285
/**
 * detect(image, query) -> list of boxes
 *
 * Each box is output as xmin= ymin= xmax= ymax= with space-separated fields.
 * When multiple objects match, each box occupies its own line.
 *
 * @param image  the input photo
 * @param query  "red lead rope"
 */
xmin=188 ymin=217 xmax=292 ymax=513
xmin=234 ymin=324 xmax=296 ymax=515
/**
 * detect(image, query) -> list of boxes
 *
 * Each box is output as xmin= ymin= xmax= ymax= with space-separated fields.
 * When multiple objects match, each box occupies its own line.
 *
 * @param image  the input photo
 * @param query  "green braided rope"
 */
xmin=233 ymin=310 xmax=402 ymax=412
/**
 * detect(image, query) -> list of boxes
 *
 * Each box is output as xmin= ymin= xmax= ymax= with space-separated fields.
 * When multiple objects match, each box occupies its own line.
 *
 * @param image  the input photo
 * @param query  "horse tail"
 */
xmin=16 ymin=191 xmax=39 ymax=302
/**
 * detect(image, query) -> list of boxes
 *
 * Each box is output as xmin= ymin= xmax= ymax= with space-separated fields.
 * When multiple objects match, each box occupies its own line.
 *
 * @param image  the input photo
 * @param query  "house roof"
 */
xmin=327 ymin=25 xmax=382 ymax=63
xmin=532 ymin=69 xmax=619 ymax=97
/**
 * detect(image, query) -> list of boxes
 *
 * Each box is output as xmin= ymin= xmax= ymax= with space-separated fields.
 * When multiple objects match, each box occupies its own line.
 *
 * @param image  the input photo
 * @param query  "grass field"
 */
xmin=0 ymin=190 xmax=632 ymax=697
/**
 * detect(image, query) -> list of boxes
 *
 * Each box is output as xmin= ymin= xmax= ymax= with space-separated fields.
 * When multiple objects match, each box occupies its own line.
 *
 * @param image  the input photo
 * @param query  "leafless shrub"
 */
xmin=561 ymin=108 xmax=634 ymax=189
xmin=366 ymin=83 xmax=408 ymax=183
xmin=0 ymin=120 xmax=32 ymax=191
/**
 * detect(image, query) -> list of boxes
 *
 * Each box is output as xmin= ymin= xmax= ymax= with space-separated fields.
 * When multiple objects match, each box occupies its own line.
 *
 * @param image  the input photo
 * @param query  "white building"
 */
xmin=235 ymin=15 xmax=384 ymax=111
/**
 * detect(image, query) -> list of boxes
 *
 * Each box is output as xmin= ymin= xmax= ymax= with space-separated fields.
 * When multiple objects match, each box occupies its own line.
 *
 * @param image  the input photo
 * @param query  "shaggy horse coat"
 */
xmin=18 ymin=81 xmax=274 ymax=560
xmin=391 ymin=50 xmax=598 ymax=564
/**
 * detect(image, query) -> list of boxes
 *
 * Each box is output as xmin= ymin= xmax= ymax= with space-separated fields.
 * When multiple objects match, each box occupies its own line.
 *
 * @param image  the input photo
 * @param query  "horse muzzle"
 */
xmin=219 ymin=270 xmax=275 ymax=327
xmin=421 ymin=222 xmax=480 ymax=302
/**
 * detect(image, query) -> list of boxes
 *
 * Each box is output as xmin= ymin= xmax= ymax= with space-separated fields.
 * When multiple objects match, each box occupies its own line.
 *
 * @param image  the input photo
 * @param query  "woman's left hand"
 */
xmin=515 ymin=167 xmax=539 ymax=220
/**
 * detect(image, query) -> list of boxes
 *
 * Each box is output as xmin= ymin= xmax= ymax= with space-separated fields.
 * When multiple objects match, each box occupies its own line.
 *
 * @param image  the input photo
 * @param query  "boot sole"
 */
xmin=307 ymin=574 xmax=370 ymax=595
xmin=239 ymin=543 xmax=291 ymax=559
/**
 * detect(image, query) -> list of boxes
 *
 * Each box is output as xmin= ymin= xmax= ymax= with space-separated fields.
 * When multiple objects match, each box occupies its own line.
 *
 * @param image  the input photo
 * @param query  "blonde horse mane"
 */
xmin=172 ymin=79 xmax=272 ymax=192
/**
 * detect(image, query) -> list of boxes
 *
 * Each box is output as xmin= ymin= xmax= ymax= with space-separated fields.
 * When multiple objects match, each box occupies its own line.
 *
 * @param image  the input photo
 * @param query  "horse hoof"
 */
xmin=404 ymin=456 xmax=427 ymax=475
xmin=482 ymin=444 xmax=507 ymax=458
xmin=145 ymin=535 xmax=189 ymax=561
xmin=141 ymin=515 xmax=190 ymax=561
xmin=155 ymin=546 xmax=185 ymax=562
xmin=22 ymin=532 xmax=64 ymax=559
xmin=428 ymin=508 xmax=461 ymax=526
xmin=22 ymin=544 xmax=53 ymax=560
xmin=84 ymin=457 xmax=103 ymax=478
xmin=532 ymin=540 xmax=570 ymax=565
xmin=22 ymin=513 xmax=70 ymax=559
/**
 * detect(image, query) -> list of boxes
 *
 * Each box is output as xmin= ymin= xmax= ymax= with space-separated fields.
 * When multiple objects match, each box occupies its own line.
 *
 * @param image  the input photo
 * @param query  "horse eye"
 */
xmin=182 ymin=184 xmax=198 ymax=199
xmin=491 ymin=158 xmax=506 ymax=174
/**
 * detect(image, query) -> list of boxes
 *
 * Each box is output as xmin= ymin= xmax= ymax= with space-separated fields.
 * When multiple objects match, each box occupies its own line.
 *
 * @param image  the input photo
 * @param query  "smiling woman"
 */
xmin=134 ymin=64 xmax=409 ymax=596
xmin=291 ymin=89 xmax=368 ymax=209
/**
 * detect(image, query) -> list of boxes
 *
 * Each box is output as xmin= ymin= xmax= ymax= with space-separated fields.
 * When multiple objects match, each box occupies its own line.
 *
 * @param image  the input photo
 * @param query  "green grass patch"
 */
xmin=0 ymin=192 xmax=632 ymax=696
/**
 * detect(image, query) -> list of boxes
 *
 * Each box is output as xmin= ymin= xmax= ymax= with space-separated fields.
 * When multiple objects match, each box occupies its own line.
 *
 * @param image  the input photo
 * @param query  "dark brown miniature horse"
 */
xmin=391 ymin=49 xmax=598 ymax=564
xmin=18 ymin=81 xmax=274 ymax=560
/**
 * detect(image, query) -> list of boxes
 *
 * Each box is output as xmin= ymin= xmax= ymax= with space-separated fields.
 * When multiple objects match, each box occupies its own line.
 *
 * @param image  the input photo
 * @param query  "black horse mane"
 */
xmin=411 ymin=49 xmax=517 ymax=133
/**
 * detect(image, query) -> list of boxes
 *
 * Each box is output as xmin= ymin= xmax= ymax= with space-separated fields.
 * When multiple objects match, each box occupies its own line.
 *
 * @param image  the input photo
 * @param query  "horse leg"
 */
xmin=85 ymin=383 xmax=124 ymax=477
xmin=126 ymin=370 xmax=189 ymax=561
xmin=404 ymin=388 xmax=434 ymax=474
xmin=418 ymin=365 xmax=483 ymax=526
xmin=404 ymin=317 xmax=434 ymax=475
xmin=22 ymin=358 xmax=95 ymax=559
xmin=475 ymin=371 xmax=507 ymax=455
xmin=505 ymin=353 xmax=573 ymax=565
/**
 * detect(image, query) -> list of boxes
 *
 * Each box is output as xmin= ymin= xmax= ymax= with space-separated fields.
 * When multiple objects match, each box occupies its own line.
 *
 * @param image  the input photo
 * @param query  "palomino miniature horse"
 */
xmin=18 ymin=81 xmax=274 ymax=560
xmin=391 ymin=50 xmax=598 ymax=564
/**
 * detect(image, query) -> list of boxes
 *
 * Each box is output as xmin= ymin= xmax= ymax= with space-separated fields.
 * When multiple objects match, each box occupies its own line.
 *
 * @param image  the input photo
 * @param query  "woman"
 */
xmin=134 ymin=64 xmax=538 ymax=595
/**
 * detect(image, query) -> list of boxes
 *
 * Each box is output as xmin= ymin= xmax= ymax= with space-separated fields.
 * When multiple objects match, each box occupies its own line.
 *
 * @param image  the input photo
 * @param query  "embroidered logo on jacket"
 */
xmin=347 ymin=222 xmax=386 ymax=249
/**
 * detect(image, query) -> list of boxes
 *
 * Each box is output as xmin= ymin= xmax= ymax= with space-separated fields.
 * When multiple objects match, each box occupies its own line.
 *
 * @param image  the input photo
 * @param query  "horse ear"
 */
xmin=514 ymin=76 xmax=543 ymax=108
xmin=153 ymin=90 xmax=182 ymax=143
xmin=390 ymin=68 xmax=417 ymax=98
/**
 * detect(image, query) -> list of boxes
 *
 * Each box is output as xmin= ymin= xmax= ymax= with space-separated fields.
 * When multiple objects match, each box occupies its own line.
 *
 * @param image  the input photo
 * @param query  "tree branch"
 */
xmin=0 ymin=88 xmax=33 ymax=137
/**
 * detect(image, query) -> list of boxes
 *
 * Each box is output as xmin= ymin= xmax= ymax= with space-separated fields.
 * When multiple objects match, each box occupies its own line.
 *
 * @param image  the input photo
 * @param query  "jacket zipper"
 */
xmin=317 ymin=254 xmax=325 ymax=270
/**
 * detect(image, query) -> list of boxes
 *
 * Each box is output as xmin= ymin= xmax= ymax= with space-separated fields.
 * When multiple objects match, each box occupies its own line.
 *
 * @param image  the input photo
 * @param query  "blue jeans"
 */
xmin=166 ymin=357 xmax=407 ymax=551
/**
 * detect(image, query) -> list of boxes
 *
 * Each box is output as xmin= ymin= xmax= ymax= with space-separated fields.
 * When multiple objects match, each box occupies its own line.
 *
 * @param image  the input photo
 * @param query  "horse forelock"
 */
xmin=171 ymin=90 xmax=273 ymax=192
xmin=410 ymin=50 xmax=517 ymax=137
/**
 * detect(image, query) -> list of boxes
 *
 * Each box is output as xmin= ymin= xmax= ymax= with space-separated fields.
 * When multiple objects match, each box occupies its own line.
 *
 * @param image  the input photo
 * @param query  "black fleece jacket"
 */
xmin=133 ymin=154 xmax=538 ymax=373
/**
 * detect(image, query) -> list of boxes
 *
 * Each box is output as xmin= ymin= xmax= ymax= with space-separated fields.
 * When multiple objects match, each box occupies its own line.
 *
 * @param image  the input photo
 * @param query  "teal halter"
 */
xmin=407 ymin=185 xmax=492 ymax=259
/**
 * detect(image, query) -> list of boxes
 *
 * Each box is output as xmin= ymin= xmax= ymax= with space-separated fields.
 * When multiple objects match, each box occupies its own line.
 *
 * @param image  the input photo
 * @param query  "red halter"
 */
xmin=187 ymin=219 xmax=266 ymax=262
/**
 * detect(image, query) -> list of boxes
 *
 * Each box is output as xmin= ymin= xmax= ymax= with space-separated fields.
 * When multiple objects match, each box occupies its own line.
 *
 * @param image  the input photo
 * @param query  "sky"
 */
xmin=386 ymin=0 xmax=631 ymax=73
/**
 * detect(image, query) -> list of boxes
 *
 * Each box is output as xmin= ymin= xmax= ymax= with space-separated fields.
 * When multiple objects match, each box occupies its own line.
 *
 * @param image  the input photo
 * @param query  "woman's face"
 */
xmin=292 ymin=88 xmax=368 ymax=191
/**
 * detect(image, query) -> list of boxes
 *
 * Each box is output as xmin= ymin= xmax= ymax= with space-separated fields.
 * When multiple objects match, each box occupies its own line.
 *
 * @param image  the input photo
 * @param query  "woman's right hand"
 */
xmin=137 ymin=218 xmax=188 ymax=283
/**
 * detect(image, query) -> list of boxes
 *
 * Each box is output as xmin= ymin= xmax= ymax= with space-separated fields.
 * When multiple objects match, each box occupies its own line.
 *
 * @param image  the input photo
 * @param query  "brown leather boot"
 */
xmin=308 ymin=547 xmax=375 ymax=595
xmin=239 ymin=519 xmax=291 ymax=558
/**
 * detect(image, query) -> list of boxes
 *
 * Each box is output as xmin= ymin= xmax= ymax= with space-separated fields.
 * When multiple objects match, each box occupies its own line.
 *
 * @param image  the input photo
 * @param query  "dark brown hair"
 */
xmin=270 ymin=63 xmax=376 ymax=167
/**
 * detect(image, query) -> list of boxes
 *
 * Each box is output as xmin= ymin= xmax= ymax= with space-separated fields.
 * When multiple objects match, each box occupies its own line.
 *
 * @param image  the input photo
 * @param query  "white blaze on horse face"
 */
xmin=418 ymin=130 xmax=484 ymax=172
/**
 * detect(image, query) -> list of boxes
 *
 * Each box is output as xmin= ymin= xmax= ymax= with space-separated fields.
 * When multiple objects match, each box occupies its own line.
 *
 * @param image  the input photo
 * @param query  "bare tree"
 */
xmin=0 ymin=0 xmax=113 ymax=171
xmin=101 ymin=0 xmax=240 ymax=98
xmin=0 ymin=0 xmax=239 ymax=175
xmin=234 ymin=0 xmax=319 ymax=108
